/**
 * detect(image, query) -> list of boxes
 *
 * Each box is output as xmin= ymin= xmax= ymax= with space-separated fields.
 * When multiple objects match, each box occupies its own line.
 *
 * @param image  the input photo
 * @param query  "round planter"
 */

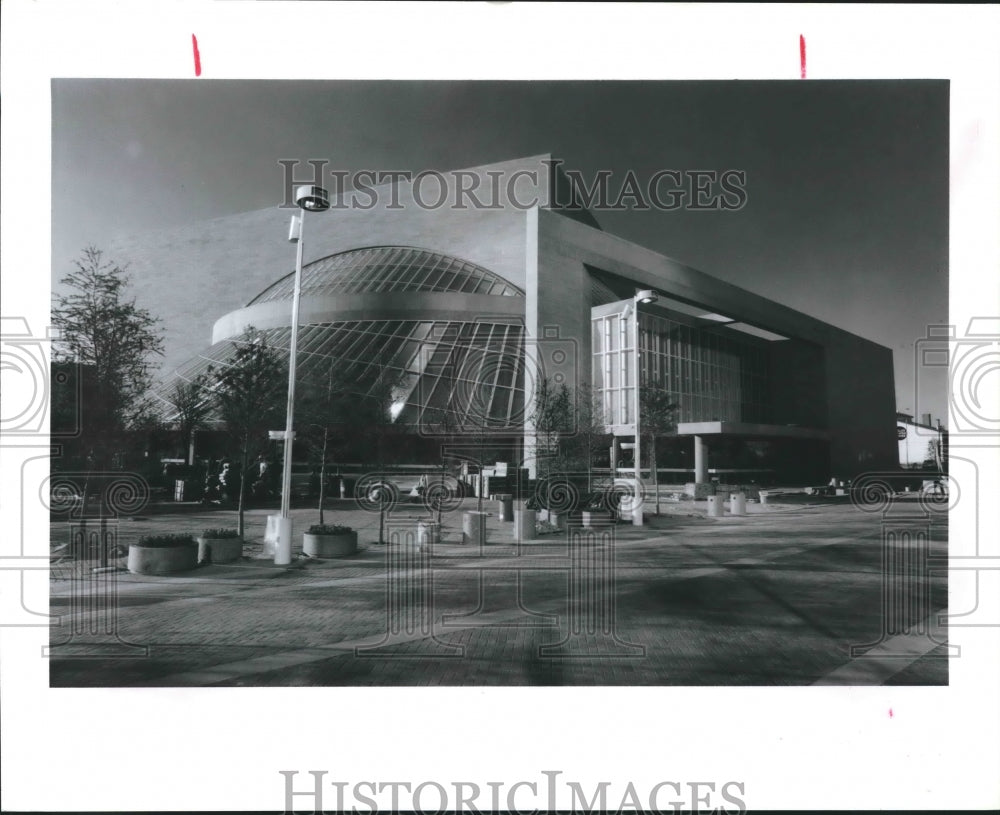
xmin=127 ymin=542 xmax=198 ymax=575
xmin=303 ymin=531 xmax=358 ymax=558
xmin=462 ymin=511 xmax=488 ymax=546
xmin=581 ymin=509 xmax=613 ymax=527
xmin=513 ymin=509 xmax=537 ymax=541
xmin=197 ymin=537 xmax=244 ymax=564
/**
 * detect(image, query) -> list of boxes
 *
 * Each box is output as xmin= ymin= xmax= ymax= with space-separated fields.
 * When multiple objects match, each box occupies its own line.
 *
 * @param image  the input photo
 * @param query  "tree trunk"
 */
xmin=438 ymin=461 xmax=445 ymax=527
xmin=237 ymin=447 xmax=247 ymax=538
xmin=318 ymin=427 xmax=329 ymax=526
xmin=652 ymin=437 xmax=660 ymax=515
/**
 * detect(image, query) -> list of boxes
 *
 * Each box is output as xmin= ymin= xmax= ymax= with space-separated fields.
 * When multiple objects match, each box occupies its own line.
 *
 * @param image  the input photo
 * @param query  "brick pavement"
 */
xmin=47 ymin=498 xmax=949 ymax=687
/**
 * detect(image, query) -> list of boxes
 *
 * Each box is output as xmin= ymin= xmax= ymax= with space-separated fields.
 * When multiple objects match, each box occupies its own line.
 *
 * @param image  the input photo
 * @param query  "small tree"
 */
xmin=51 ymin=246 xmax=164 ymax=468
xmin=563 ymin=383 xmax=612 ymax=492
xmin=640 ymin=387 xmax=678 ymax=515
xmin=368 ymin=368 xmax=406 ymax=544
xmin=533 ymin=377 xmax=573 ymax=480
xmin=298 ymin=362 xmax=362 ymax=526
xmin=208 ymin=329 xmax=286 ymax=537
xmin=169 ymin=374 xmax=211 ymax=465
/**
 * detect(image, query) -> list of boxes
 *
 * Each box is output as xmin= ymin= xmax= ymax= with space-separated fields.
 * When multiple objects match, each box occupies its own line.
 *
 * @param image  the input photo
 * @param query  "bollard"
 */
xmin=759 ymin=490 xmax=769 ymax=508
xmin=496 ymin=493 xmax=514 ymax=522
xmin=275 ymin=517 xmax=293 ymax=565
xmin=417 ymin=521 xmax=439 ymax=551
xmin=729 ymin=492 xmax=747 ymax=516
xmin=462 ymin=511 xmax=487 ymax=546
xmin=513 ymin=509 xmax=537 ymax=541
xmin=706 ymin=495 xmax=722 ymax=517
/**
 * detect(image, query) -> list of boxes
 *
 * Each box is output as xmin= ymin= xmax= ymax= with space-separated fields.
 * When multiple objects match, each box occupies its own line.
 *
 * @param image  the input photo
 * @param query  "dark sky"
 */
xmin=51 ymin=79 xmax=949 ymax=422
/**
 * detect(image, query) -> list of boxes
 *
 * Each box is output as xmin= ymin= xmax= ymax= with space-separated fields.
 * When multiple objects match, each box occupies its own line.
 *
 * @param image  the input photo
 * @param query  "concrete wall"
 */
xmin=536 ymin=207 xmax=898 ymax=479
xmin=823 ymin=333 xmax=898 ymax=478
xmin=768 ymin=340 xmax=827 ymax=428
xmin=109 ymin=154 xmax=897 ymax=481
xmin=110 ymin=157 xmax=557 ymax=377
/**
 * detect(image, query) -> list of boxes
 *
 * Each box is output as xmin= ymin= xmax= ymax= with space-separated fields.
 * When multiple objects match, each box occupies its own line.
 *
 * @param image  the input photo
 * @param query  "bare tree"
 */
xmin=640 ymin=387 xmax=678 ymax=515
xmin=51 ymin=246 xmax=164 ymax=468
xmin=169 ymin=374 xmax=211 ymax=465
xmin=208 ymin=328 xmax=286 ymax=537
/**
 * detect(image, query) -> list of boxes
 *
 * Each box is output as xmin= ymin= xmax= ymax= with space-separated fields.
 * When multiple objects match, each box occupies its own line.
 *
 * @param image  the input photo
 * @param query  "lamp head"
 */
xmin=295 ymin=185 xmax=330 ymax=212
xmin=635 ymin=289 xmax=658 ymax=304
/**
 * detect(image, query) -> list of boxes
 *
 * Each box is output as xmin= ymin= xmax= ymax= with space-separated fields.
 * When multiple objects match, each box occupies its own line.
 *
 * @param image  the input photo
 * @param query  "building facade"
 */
xmin=116 ymin=155 xmax=898 ymax=485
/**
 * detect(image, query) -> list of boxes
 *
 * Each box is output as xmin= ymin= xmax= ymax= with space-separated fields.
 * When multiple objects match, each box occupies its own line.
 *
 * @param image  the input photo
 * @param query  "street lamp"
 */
xmin=629 ymin=289 xmax=657 ymax=526
xmin=275 ymin=184 xmax=330 ymax=565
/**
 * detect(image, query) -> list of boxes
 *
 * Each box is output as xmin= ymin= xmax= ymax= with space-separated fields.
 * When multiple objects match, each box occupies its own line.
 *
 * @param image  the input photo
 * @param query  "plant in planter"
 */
xmin=303 ymin=523 xmax=358 ymax=558
xmin=578 ymin=491 xmax=616 ymax=527
xmin=127 ymin=534 xmax=199 ymax=575
xmin=197 ymin=527 xmax=244 ymax=564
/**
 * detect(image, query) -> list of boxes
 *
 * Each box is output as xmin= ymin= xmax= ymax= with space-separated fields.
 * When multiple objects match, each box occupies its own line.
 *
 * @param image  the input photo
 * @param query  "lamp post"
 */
xmin=275 ymin=184 xmax=329 ymax=565
xmin=630 ymin=289 xmax=658 ymax=526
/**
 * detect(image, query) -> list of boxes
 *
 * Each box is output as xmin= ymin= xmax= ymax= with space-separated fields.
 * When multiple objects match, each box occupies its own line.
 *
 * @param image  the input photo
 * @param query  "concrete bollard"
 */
xmin=462 ymin=511 xmax=487 ymax=546
xmin=496 ymin=494 xmax=514 ymax=522
xmin=706 ymin=495 xmax=722 ymax=517
xmin=513 ymin=509 xmax=537 ymax=541
xmin=275 ymin=517 xmax=293 ymax=565
xmin=729 ymin=492 xmax=746 ymax=516
xmin=417 ymin=521 xmax=440 ymax=550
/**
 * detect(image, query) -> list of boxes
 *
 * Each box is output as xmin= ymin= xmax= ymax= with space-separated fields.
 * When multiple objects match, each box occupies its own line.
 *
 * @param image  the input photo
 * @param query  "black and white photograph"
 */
xmin=45 ymin=76 xmax=953 ymax=688
xmin=2 ymin=3 xmax=998 ymax=813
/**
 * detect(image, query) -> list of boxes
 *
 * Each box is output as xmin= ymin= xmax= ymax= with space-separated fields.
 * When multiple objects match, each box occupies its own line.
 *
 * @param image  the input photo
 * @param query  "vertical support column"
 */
xmin=694 ymin=435 xmax=708 ymax=484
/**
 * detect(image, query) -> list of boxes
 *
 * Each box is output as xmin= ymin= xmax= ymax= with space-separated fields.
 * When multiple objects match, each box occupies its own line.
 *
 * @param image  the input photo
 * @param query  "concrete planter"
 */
xmin=197 ymin=537 xmax=244 ymax=564
xmin=128 ymin=542 xmax=198 ymax=575
xmin=303 ymin=531 xmax=358 ymax=558
xmin=462 ymin=511 xmax=488 ymax=546
xmin=513 ymin=509 xmax=537 ymax=540
xmin=706 ymin=495 xmax=722 ymax=517
xmin=581 ymin=510 xmax=613 ymax=527
xmin=497 ymin=494 xmax=514 ymax=522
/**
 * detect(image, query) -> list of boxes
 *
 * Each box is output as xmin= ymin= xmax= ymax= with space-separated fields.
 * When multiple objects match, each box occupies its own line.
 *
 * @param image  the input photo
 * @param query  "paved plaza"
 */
xmin=47 ymin=496 xmax=949 ymax=687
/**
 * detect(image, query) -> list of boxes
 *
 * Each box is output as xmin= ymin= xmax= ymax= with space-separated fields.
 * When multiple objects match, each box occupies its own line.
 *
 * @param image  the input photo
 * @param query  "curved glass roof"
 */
xmin=249 ymin=246 xmax=524 ymax=305
xmin=156 ymin=318 xmax=526 ymax=433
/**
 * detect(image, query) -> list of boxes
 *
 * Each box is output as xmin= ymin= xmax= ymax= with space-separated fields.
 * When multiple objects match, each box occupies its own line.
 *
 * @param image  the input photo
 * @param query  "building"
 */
xmin=896 ymin=412 xmax=947 ymax=471
xmin=116 ymin=155 xmax=898 ymax=485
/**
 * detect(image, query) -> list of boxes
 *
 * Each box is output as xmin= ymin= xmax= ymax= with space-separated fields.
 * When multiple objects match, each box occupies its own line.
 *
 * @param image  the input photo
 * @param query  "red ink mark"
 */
xmin=799 ymin=35 xmax=806 ymax=79
xmin=192 ymin=34 xmax=202 ymax=77
xmin=889 ymin=708 xmax=894 ymax=718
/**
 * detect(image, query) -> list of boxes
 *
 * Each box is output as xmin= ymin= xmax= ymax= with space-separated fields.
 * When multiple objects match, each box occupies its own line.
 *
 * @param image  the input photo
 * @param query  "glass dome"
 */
xmin=248 ymin=245 xmax=523 ymax=305
xmin=158 ymin=247 xmax=528 ymax=434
